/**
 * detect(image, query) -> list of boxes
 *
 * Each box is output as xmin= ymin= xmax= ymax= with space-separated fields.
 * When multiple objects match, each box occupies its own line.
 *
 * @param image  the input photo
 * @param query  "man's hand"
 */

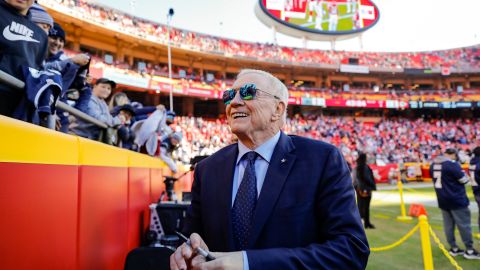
xmin=170 ymin=233 xmax=209 ymax=270
xmin=156 ymin=104 xmax=166 ymax=111
xmin=192 ymin=251 xmax=244 ymax=270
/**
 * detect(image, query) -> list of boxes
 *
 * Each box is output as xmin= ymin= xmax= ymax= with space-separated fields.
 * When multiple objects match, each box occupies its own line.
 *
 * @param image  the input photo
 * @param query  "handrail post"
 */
xmin=396 ymin=173 xmax=413 ymax=221
xmin=418 ymin=215 xmax=434 ymax=270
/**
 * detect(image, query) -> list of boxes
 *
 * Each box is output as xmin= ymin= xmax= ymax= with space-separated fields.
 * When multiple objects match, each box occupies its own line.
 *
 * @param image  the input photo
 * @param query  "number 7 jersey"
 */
xmin=430 ymin=155 xmax=469 ymax=210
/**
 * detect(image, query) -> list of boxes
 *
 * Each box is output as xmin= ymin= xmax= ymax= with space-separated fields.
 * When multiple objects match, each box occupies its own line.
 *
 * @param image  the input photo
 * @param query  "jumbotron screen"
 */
xmin=261 ymin=0 xmax=379 ymax=34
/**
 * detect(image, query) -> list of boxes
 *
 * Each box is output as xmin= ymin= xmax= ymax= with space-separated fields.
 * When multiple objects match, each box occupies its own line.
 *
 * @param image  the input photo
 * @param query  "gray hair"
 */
xmin=237 ymin=69 xmax=289 ymax=106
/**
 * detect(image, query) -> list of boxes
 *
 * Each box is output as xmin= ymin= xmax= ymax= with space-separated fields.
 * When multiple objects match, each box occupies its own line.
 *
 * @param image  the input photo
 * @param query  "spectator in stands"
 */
xmin=71 ymin=78 xmax=122 ymax=140
xmin=165 ymin=110 xmax=176 ymax=125
xmin=354 ymin=152 xmax=377 ymax=229
xmin=109 ymin=91 xmax=167 ymax=122
xmin=159 ymin=131 xmax=182 ymax=174
xmin=0 ymin=0 xmax=48 ymax=117
xmin=114 ymin=104 xmax=136 ymax=150
xmin=45 ymin=23 xmax=90 ymax=77
xmin=45 ymin=22 xmax=92 ymax=132
xmin=469 ymin=147 xmax=480 ymax=238
xmin=430 ymin=148 xmax=480 ymax=259
xmin=108 ymin=92 xmax=130 ymax=111
xmin=133 ymin=104 xmax=175 ymax=153
xmin=29 ymin=3 xmax=53 ymax=34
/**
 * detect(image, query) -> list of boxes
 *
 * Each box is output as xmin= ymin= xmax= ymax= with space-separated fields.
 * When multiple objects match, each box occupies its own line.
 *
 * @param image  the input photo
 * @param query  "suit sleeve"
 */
xmin=182 ymin=162 xmax=204 ymax=236
xmin=246 ymin=147 xmax=369 ymax=270
xmin=475 ymin=162 xmax=480 ymax=186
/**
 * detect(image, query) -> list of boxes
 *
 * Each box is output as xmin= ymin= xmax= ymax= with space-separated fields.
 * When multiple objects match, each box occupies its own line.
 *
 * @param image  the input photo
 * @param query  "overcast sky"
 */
xmin=94 ymin=0 xmax=480 ymax=52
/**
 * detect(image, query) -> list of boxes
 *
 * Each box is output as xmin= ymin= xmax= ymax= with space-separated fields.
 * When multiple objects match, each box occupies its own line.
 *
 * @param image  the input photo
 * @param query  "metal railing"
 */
xmin=0 ymin=70 xmax=112 ymax=140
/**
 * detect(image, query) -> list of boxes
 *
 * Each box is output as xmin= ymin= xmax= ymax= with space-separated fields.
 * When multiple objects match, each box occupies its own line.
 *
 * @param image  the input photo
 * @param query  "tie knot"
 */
xmin=245 ymin=151 xmax=258 ymax=162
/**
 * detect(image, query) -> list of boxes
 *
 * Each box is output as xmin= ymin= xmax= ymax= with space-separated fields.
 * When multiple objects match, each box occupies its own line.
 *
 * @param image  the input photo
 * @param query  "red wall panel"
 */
xmin=0 ymin=163 xmax=78 ymax=270
xmin=150 ymin=168 xmax=164 ymax=202
xmin=127 ymin=168 xmax=151 ymax=249
xmin=77 ymin=166 xmax=128 ymax=270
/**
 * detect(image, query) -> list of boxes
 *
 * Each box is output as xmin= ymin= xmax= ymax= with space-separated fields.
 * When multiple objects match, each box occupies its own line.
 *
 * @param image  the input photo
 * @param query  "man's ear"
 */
xmin=272 ymin=101 xmax=286 ymax=121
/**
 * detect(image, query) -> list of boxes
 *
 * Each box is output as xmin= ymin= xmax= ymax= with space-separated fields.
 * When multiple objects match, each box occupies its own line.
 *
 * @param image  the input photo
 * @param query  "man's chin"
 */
xmin=230 ymin=125 xmax=246 ymax=136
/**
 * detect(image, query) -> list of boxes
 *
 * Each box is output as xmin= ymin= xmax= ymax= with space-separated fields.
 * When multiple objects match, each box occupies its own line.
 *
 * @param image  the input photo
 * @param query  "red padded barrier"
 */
xmin=0 ymin=116 xmax=171 ymax=270
xmin=77 ymin=166 xmax=129 ymax=270
xmin=127 ymin=168 xmax=151 ymax=249
xmin=0 ymin=163 xmax=78 ymax=270
xmin=150 ymin=168 xmax=164 ymax=202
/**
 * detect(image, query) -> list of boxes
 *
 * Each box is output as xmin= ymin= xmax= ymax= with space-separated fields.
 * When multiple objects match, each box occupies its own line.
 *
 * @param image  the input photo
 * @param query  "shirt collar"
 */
xmin=236 ymin=131 xmax=281 ymax=165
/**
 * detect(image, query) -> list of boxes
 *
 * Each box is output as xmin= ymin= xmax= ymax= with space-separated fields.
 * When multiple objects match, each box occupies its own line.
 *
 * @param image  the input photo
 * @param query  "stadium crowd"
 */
xmin=73 ymin=50 xmax=480 ymax=104
xmin=40 ymin=0 xmax=480 ymax=71
xmin=172 ymin=115 xmax=480 ymax=168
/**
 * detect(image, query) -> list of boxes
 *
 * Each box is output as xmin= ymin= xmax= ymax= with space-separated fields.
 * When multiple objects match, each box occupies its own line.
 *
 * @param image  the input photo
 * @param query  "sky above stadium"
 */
xmin=94 ymin=0 xmax=480 ymax=52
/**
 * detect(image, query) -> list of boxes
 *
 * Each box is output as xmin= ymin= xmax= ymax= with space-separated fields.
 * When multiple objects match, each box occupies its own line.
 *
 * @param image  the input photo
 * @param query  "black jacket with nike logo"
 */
xmin=0 ymin=0 xmax=48 ymax=116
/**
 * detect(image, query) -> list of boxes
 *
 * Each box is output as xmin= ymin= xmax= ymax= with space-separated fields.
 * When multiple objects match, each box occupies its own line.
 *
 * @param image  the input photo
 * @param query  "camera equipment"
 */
xmin=146 ymin=155 xmax=209 ymax=248
xmin=146 ymin=202 xmax=189 ymax=247
xmin=162 ymin=176 xmax=178 ymax=202
xmin=160 ymin=155 xmax=209 ymax=202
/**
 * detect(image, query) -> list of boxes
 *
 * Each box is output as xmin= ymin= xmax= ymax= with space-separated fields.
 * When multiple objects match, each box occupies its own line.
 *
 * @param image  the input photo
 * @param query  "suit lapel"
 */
xmin=216 ymin=144 xmax=238 ymax=251
xmin=249 ymin=132 xmax=296 ymax=247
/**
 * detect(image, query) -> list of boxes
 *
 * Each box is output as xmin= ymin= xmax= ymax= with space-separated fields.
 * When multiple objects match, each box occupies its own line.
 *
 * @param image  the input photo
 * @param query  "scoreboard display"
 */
xmin=256 ymin=0 xmax=380 ymax=40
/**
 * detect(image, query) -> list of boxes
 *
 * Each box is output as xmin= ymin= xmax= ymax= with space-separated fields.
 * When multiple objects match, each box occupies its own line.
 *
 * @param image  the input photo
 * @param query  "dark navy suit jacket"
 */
xmin=183 ymin=132 xmax=369 ymax=269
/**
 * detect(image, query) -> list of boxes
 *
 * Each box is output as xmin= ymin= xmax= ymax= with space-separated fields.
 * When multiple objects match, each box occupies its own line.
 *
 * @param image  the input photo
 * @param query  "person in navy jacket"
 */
xmin=0 ymin=0 xmax=48 ymax=117
xmin=170 ymin=69 xmax=369 ymax=270
xmin=431 ymin=148 xmax=480 ymax=259
xmin=469 ymin=147 xmax=480 ymax=238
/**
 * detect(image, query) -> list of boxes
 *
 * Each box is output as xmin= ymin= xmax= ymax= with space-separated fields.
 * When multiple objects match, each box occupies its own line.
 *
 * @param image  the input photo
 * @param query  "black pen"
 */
xmin=175 ymin=231 xmax=216 ymax=261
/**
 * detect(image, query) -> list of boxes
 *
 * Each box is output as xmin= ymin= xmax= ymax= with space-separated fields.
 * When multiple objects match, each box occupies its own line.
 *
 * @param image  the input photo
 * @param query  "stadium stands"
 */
xmin=76 ymin=51 xmax=480 ymax=102
xmin=40 ymin=0 xmax=480 ymax=71
xmin=172 ymin=116 xmax=480 ymax=166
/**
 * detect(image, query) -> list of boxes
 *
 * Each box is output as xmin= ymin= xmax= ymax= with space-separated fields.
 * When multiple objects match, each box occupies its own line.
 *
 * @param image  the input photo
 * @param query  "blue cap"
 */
xmin=49 ymin=22 xmax=65 ymax=41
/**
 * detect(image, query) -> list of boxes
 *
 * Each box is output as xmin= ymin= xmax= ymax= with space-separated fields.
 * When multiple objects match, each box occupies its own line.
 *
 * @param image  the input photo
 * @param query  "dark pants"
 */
xmin=357 ymin=194 xmax=372 ymax=226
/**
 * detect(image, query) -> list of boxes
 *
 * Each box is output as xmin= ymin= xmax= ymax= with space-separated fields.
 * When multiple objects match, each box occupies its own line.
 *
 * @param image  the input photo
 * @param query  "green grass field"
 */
xmin=367 ymin=186 xmax=480 ymax=269
xmin=288 ymin=3 xmax=356 ymax=32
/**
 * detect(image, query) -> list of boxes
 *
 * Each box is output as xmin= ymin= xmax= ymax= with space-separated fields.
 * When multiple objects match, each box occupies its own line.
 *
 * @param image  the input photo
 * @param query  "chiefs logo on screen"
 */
xmin=260 ymin=0 xmax=379 ymax=34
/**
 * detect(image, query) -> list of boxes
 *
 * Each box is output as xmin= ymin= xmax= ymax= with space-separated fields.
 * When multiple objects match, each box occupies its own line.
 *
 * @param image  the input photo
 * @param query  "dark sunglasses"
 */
xmin=222 ymin=83 xmax=280 ymax=105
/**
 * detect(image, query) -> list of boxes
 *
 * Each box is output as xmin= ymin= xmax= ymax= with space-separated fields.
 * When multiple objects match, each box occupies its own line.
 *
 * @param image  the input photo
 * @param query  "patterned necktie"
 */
xmin=232 ymin=151 xmax=258 ymax=250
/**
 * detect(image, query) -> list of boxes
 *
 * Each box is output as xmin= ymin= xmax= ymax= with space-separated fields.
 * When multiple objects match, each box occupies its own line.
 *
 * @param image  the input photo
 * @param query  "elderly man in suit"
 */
xmin=170 ymin=69 xmax=369 ymax=270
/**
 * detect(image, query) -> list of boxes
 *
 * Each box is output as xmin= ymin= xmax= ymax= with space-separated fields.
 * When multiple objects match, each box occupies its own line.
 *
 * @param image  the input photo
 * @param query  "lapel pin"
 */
xmin=281 ymin=158 xmax=286 ymax=163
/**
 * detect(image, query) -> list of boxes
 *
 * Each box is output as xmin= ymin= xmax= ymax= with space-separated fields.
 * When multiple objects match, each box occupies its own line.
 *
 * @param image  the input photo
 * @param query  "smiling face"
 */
xmin=92 ymin=83 xmax=112 ymax=100
xmin=5 ymin=0 xmax=34 ymax=15
xmin=48 ymin=36 xmax=64 ymax=57
xmin=226 ymin=72 xmax=286 ymax=149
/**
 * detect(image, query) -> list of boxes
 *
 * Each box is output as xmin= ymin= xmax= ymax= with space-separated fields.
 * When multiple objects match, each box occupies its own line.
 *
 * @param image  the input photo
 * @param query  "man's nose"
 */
xmin=230 ymin=91 xmax=244 ymax=105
